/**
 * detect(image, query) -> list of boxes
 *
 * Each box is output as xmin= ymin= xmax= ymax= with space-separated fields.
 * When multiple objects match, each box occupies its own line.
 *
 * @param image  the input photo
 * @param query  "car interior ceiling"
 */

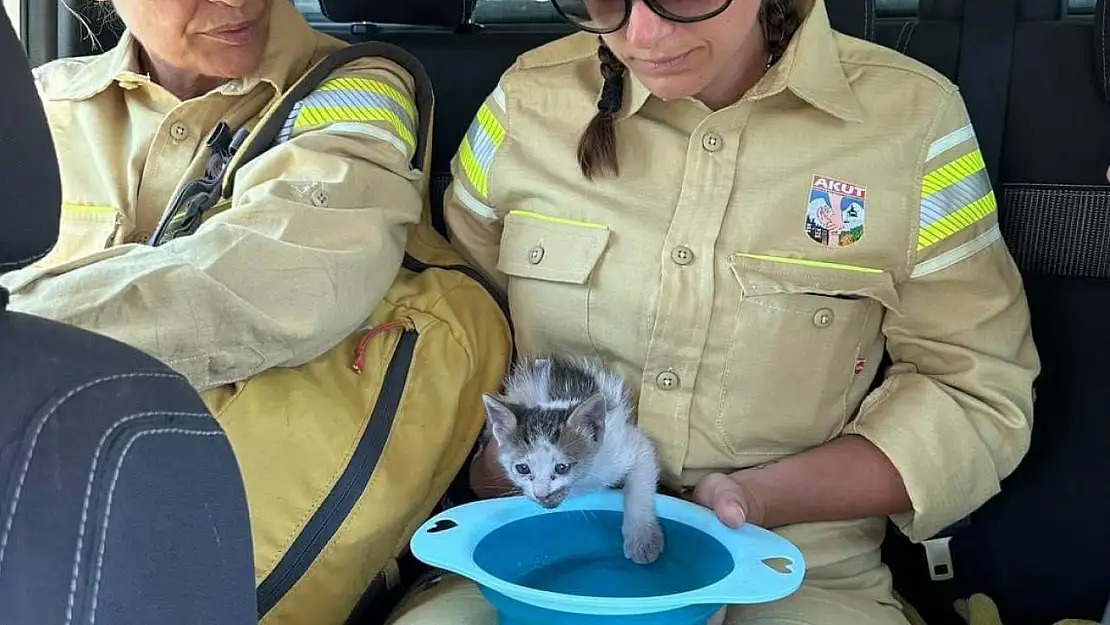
xmin=24 ymin=0 xmax=1110 ymax=623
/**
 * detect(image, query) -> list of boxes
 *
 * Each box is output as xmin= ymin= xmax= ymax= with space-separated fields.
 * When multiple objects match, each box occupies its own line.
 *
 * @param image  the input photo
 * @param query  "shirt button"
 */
xmin=670 ymin=246 xmax=695 ymax=266
xmin=701 ymin=131 xmax=723 ymax=152
xmin=170 ymin=122 xmax=189 ymax=141
xmin=813 ymin=308 xmax=835 ymax=328
xmin=310 ymin=188 xmax=329 ymax=207
xmin=527 ymin=245 xmax=545 ymax=264
xmin=656 ymin=370 xmax=680 ymax=391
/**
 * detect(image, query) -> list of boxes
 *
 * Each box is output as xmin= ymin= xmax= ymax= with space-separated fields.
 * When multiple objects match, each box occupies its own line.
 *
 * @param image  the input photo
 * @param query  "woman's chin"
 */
xmin=204 ymin=53 xmax=265 ymax=81
xmin=637 ymin=75 xmax=703 ymax=103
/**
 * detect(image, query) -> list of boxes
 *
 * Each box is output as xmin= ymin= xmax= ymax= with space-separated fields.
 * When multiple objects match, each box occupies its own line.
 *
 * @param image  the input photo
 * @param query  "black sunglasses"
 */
xmin=550 ymin=0 xmax=735 ymax=34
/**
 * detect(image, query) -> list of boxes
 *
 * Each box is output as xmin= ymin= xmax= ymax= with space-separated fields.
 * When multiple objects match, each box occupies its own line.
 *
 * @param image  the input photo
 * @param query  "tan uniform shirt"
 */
xmin=1 ymin=0 xmax=425 ymax=391
xmin=445 ymin=0 xmax=1039 ymax=551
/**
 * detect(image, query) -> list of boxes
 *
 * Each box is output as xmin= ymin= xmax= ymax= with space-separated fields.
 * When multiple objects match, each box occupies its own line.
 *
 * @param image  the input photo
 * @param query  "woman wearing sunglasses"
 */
xmin=387 ymin=0 xmax=1039 ymax=623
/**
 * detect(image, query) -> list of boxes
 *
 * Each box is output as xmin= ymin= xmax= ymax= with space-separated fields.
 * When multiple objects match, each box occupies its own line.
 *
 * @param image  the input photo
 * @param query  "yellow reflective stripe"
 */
xmin=288 ymin=76 xmax=417 ymax=151
xmin=293 ymin=105 xmax=415 ymax=151
xmin=917 ymin=193 xmax=997 ymax=251
xmin=457 ymin=135 xmax=488 ymax=198
xmin=316 ymin=76 xmax=416 ymax=120
xmin=457 ymin=101 xmax=505 ymax=198
xmin=735 ymin=253 xmax=884 ymax=274
xmin=61 ymin=203 xmax=115 ymax=214
xmin=508 ymin=210 xmax=607 ymax=230
xmin=917 ymin=148 xmax=996 ymax=251
xmin=921 ymin=149 xmax=986 ymax=196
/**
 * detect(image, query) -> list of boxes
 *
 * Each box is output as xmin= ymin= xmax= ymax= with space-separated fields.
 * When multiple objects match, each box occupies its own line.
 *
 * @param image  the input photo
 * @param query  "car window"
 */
xmin=288 ymin=0 xmax=1098 ymax=25
xmin=4 ymin=0 xmax=19 ymax=38
xmin=471 ymin=0 xmax=921 ymax=22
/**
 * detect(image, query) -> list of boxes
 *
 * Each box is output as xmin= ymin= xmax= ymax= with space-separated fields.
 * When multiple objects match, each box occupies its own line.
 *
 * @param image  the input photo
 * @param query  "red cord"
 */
xmin=352 ymin=319 xmax=409 ymax=374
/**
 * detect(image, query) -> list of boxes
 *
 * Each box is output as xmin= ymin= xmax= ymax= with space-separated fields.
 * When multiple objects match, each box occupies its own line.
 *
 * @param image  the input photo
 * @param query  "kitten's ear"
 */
xmin=567 ymin=393 xmax=607 ymax=441
xmin=482 ymin=393 xmax=517 ymax=443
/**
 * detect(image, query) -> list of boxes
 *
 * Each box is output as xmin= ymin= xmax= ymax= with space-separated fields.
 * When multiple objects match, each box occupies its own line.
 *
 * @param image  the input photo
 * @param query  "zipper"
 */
xmin=401 ymin=253 xmax=515 ymax=357
xmin=255 ymin=254 xmax=508 ymax=616
xmin=255 ymin=325 xmax=418 ymax=618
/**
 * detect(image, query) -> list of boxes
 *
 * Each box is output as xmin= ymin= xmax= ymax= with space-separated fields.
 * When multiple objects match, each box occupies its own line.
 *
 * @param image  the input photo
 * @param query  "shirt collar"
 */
xmin=619 ymin=0 xmax=863 ymax=123
xmin=51 ymin=0 xmax=319 ymax=102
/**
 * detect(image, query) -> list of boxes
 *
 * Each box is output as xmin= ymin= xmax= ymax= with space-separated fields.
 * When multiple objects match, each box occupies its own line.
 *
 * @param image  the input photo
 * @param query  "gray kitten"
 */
xmin=481 ymin=355 xmax=665 ymax=564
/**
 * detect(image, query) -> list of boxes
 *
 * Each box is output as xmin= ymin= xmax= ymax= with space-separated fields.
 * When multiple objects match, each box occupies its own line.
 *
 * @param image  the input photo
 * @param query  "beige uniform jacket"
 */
xmin=445 ymin=0 xmax=1039 ymax=555
xmin=1 ymin=0 xmax=424 ymax=391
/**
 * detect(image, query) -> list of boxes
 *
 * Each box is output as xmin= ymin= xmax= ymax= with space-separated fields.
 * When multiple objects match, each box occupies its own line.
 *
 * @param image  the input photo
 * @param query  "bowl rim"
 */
xmin=409 ymin=491 xmax=806 ymax=615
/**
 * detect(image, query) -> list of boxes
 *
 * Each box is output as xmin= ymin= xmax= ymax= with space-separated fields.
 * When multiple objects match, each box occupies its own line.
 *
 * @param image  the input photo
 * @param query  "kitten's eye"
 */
xmin=514 ymin=463 xmax=531 ymax=475
xmin=554 ymin=463 xmax=572 ymax=475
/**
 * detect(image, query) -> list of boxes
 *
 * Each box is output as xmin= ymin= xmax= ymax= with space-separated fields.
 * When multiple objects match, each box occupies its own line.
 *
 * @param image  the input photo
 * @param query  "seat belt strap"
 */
xmin=956 ymin=0 xmax=1017 ymax=195
xmin=915 ymin=3 xmax=1018 ymax=585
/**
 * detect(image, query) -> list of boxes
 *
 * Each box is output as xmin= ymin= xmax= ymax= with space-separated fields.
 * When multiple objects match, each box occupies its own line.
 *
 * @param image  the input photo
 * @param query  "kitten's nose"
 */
xmin=535 ymin=489 xmax=565 ymax=508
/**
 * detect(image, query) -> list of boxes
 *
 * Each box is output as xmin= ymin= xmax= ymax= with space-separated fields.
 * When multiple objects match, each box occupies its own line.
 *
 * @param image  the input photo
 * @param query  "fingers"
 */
xmin=693 ymin=473 xmax=748 ymax=529
xmin=715 ymin=494 xmax=748 ymax=529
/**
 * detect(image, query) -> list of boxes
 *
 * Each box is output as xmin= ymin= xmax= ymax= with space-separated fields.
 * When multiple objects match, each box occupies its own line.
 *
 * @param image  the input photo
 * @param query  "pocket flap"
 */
xmin=497 ymin=211 xmax=611 ymax=285
xmin=728 ymin=253 xmax=900 ymax=312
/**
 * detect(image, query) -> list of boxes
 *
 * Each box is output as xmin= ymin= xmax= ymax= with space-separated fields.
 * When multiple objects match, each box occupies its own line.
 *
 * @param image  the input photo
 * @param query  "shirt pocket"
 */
xmin=35 ymin=203 xmax=120 ymax=269
xmin=713 ymin=253 xmax=898 ymax=457
xmin=497 ymin=210 xmax=611 ymax=357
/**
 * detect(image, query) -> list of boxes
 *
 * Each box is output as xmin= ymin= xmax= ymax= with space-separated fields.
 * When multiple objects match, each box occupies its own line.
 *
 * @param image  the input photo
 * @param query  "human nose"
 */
xmin=624 ymin=1 xmax=676 ymax=47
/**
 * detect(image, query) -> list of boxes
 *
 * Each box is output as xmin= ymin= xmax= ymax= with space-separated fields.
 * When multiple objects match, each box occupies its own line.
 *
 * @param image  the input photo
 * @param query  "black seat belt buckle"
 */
xmin=147 ymin=122 xmax=249 ymax=247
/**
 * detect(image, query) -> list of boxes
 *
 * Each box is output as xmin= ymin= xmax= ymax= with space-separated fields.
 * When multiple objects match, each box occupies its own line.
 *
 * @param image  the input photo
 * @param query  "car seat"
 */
xmin=0 ymin=10 xmax=256 ymax=625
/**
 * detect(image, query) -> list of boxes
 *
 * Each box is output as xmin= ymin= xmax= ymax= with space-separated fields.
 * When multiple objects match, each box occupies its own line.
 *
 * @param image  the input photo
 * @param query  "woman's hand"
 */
xmin=690 ymin=435 xmax=912 ymax=530
xmin=468 ymin=438 xmax=518 ymax=499
xmin=691 ymin=472 xmax=767 ymax=529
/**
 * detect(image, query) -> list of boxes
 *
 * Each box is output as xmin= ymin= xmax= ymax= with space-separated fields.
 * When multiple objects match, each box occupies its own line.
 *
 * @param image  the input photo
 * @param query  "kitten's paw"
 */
xmin=623 ymin=519 xmax=664 ymax=564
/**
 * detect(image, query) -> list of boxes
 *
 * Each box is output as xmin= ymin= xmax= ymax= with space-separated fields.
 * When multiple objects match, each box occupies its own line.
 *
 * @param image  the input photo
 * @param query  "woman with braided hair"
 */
xmin=386 ymin=0 xmax=1039 ymax=623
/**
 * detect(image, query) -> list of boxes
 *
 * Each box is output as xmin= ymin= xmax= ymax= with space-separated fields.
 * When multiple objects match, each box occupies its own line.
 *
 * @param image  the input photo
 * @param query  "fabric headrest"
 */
xmin=319 ymin=0 xmax=472 ymax=27
xmin=1096 ymin=0 xmax=1110 ymax=102
xmin=0 ymin=11 xmax=60 ymax=276
xmin=915 ymin=0 xmax=962 ymax=19
xmin=321 ymin=0 xmax=873 ymax=38
xmin=827 ymin=0 xmax=876 ymax=41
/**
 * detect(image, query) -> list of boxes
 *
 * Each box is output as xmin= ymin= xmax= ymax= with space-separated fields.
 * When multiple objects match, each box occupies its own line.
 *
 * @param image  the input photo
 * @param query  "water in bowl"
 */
xmin=473 ymin=509 xmax=735 ymax=598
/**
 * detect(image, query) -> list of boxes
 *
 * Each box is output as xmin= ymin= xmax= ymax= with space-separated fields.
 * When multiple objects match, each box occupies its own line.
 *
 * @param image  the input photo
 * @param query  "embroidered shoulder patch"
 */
xmin=805 ymin=174 xmax=866 ymax=248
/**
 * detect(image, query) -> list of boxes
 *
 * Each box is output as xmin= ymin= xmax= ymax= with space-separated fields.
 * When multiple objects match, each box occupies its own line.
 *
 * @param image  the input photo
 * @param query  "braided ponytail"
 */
xmin=577 ymin=41 xmax=626 ymax=180
xmin=576 ymin=0 xmax=806 ymax=180
xmin=759 ymin=0 xmax=806 ymax=66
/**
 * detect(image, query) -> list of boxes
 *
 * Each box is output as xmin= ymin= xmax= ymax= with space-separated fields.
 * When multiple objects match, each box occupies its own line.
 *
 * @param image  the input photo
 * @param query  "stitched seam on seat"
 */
xmin=896 ymin=21 xmax=911 ymax=52
xmin=64 ymin=411 xmax=212 ymax=625
xmin=0 ymin=372 xmax=186 ymax=579
xmin=905 ymin=21 xmax=919 ymax=53
xmin=0 ymin=247 xmax=52 ymax=271
xmin=89 ymin=428 xmax=225 ymax=625
xmin=900 ymin=21 xmax=919 ymax=54
xmin=867 ymin=0 xmax=874 ymax=41
xmin=1101 ymin=0 xmax=1108 ymax=96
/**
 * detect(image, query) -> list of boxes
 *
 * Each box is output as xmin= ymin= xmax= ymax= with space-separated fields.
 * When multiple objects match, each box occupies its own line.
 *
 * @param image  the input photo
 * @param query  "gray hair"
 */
xmin=60 ymin=0 xmax=124 ymax=52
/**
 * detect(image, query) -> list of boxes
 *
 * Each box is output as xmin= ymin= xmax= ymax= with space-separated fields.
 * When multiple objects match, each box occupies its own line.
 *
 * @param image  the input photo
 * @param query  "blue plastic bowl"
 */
xmin=410 ymin=491 xmax=805 ymax=625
